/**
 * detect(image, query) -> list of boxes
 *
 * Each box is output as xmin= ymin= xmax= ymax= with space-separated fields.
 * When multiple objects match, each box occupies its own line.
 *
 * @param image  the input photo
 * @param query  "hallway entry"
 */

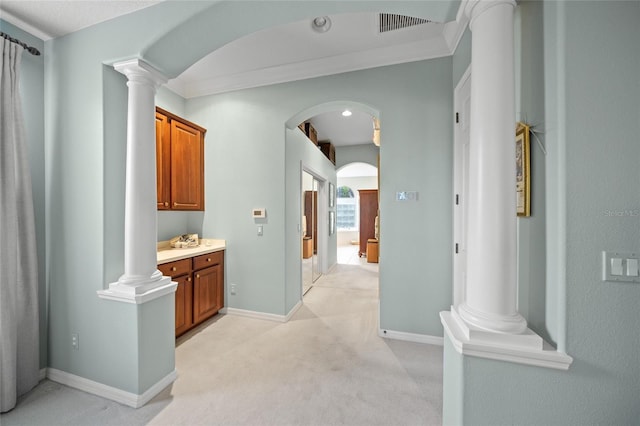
xmin=302 ymin=171 xmax=322 ymax=295
xmin=336 ymin=162 xmax=379 ymax=266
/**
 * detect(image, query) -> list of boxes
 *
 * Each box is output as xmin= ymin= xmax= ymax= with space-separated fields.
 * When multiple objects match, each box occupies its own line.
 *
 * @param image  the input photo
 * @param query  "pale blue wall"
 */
xmin=515 ymin=0 xmax=551 ymax=343
xmin=44 ymin=2 xmax=211 ymax=394
xmin=378 ymin=58 xmax=453 ymax=336
xmin=183 ymin=59 xmax=451 ymax=324
xmin=335 ymin=144 xmax=379 ymax=170
xmin=452 ymin=28 xmax=470 ymax=86
xmin=285 ymin=128 xmax=338 ymax=312
xmin=445 ymin=2 xmax=640 ymax=424
xmin=41 ymin=0 xmax=458 ymax=395
xmin=0 ymin=19 xmax=46 ymax=369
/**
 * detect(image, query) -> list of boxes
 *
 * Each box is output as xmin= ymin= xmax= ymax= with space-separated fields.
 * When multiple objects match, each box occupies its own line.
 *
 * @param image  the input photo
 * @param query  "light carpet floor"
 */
xmin=2 ymin=263 xmax=443 ymax=426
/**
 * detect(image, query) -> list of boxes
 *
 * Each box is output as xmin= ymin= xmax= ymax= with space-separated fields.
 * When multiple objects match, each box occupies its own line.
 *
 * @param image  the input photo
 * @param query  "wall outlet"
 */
xmin=71 ymin=333 xmax=79 ymax=350
xmin=230 ymin=283 xmax=237 ymax=295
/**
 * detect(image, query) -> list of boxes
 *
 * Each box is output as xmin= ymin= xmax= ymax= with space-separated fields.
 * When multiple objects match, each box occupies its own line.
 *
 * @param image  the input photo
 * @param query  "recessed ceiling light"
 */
xmin=342 ymin=110 xmax=352 ymax=117
xmin=311 ymin=16 xmax=332 ymax=33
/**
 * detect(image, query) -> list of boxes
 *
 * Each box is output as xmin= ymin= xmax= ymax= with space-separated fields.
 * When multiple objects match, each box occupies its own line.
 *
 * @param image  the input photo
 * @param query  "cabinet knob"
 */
xmin=173 ymin=202 xmax=177 ymax=206
xmin=187 ymin=277 xmax=191 ymax=282
xmin=207 ymin=258 xmax=211 ymax=262
xmin=171 ymin=267 xmax=177 ymax=271
xmin=164 ymin=202 xmax=169 ymax=207
xmin=196 ymin=274 xmax=200 ymax=279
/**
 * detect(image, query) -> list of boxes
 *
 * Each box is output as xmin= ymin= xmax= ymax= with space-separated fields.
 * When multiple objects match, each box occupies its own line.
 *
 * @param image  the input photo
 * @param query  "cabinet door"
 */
xmin=358 ymin=190 xmax=379 ymax=256
xmin=174 ymin=274 xmax=193 ymax=336
xmin=155 ymin=111 xmax=171 ymax=210
xmin=170 ymin=120 xmax=204 ymax=210
xmin=193 ymin=263 xmax=223 ymax=325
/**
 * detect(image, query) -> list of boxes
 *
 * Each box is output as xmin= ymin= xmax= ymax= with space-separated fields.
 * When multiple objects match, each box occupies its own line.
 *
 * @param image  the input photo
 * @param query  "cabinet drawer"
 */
xmin=158 ymin=258 xmax=191 ymax=277
xmin=193 ymin=250 xmax=224 ymax=271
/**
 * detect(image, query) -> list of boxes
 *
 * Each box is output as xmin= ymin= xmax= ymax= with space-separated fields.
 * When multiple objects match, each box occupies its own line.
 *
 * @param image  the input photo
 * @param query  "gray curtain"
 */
xmin=0 ymin=37 xmax=40 ymax=413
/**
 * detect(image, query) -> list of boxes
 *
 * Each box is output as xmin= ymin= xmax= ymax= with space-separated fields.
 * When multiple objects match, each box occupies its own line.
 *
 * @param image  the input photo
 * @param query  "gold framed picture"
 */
xmin=516 ymin=122 xmax=531 ymax=217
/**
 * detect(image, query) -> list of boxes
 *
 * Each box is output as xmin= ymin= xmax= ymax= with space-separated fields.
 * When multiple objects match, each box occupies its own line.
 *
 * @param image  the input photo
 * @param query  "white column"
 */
xmin=98 ymin=59 xmax=174 ymax=303
xmin=456 ymin=0 xmax=527 ymax=334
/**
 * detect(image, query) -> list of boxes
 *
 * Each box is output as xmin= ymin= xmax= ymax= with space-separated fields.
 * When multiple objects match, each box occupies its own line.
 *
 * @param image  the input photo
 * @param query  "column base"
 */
xmin=441 ymin=310 xmax=573 ymax=370
xmin=453 ymin=306 xmax=541 ymax=349
xmin=97 ymin=275 xmax=176 ymax=304
xmin=457 ymin=302 xmax=528 ymax=335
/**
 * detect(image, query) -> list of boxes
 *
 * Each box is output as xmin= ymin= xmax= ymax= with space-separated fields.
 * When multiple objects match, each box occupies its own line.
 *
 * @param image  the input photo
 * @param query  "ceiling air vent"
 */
xmin=379 ymin=13 xmax=431 ymax=33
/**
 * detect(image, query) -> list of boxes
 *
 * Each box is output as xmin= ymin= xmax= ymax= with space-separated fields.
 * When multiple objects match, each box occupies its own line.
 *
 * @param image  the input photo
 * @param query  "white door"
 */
xmin=453 ymin=68 xmax=471 ymax=308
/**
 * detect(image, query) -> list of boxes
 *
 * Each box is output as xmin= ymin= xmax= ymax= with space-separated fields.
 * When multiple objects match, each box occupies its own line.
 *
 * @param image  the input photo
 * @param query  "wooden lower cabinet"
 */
xmin=193 ymin=252 xmax=224 ymax=326
xmin=174 ymin=274 xmax=193 ymax=336
xmin=158 ymin=250 xmax=224 ymax=337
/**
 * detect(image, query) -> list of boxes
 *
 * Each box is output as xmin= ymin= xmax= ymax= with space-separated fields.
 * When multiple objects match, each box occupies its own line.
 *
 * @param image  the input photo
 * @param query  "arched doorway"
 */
xmin=336 ymin=162 xmax=379 ymax=264
xmin=285 ymin=101 xmax=380 ymax=306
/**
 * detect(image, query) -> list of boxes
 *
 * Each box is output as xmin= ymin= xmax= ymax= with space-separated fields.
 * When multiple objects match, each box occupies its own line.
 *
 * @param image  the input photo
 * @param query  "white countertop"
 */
xmin=157 ymin=238 xmax=226 ymax=264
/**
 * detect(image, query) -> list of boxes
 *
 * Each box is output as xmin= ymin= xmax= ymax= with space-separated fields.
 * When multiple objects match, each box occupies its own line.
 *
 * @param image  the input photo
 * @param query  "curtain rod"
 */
xmin=0 ymin=31 xmax=41 ymax=56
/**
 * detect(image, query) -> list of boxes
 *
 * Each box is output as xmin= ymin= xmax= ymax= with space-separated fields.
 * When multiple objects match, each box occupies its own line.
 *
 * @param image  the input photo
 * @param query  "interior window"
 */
xmin=336 ymin=186 xmax=357 ymax=231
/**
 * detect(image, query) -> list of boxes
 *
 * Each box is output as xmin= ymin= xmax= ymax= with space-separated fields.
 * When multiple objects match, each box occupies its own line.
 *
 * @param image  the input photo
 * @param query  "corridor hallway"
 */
xmin=3 ymin=260 xmax=443 ymax=426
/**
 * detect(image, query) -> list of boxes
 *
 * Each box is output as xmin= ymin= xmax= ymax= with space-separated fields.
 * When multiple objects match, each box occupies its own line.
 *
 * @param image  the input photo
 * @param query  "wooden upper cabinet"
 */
xmin=155 ymin=107 xmax=206 ymax=211
xmin=171 ymin=119 xmax=204 ymax=210
xmin=156 ymin=112 xmax=171 ymax=210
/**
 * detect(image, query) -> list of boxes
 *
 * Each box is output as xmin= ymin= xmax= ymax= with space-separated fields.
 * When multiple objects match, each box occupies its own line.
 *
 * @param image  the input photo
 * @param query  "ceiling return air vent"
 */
xmin=379 ymin=13 xmax=431 ymax=33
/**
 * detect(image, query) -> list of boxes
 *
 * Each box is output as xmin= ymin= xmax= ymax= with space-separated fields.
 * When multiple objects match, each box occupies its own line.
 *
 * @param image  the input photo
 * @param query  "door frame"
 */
xmin=300 ymin=164 xmax=327 ymax=292
xmin=453 ymin=65 xmax=471 ymax=309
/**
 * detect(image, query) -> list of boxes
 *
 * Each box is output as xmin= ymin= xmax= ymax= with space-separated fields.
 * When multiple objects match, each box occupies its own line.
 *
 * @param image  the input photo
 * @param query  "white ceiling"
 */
xmin=310 ymin=110 xmax=375 ymax=147
xmin=0 ymin=1 xmax=465 ymax=150
xmin=172 ymin=12 xmax=448 ymax=99
xmin=0 ymin=1 xmax=163 ymax=40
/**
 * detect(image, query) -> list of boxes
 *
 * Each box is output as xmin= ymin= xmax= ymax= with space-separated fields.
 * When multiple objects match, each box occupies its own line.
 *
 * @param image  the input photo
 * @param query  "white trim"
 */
xmin=285 ymin=300 xmax=303 ymax=322
xmin=452 ymin=64 xmax=471 ymax=310
xmin=167 ymin=23 xmax=466 ymax=99
xmin=443 ymin=7 xmax=470 ymax=53
xmin=440 ymin=311 xmax=573 ymax=370
xmin=220 ymin=307 xmax=288 ymax=323
xmin=554 ymin=0 xmax=568 ymax=354
xmin=220 ymin=301 xmax=301 ymax=323
xmin=378 ymin=328 xmax=444 ymax=346
xmin=46 ymin=368 xmax=177 ymax=408
xmin=113 ymin=58 xmax=168 ymax=88
xmin=39 ymin=368 xmax=47 ymax=381
xmin=97 ymin=278 xmax=177 ymax=304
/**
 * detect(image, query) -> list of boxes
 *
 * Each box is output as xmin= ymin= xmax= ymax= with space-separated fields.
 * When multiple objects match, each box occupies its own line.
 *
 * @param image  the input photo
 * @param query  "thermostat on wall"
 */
xmin=252 ymin=208 xmax=266 ymax=218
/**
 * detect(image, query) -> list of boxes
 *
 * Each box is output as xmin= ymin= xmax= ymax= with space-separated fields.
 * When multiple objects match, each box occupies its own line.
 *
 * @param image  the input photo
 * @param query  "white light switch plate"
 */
xmin=396 ymin=191 xmax=418 ymax=201
xmin=602 ymin=251 xmax=640 ymax=283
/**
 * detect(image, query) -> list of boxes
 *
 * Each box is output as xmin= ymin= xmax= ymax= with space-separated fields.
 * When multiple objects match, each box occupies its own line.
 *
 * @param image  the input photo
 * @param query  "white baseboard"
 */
xmin=378 ymin=328 xmax=444 ymax=346
xmin=46 ymin=368 xmax=177 ymax=408
xmin=39 ymin=368 xmax=47 ymax=381
xmin=221 ymin=300 xmax=302 ymax=323
xmin=221 ymin=307 xmax=286 ymax=322
xmin=285 ymin=300 xmax=303 ymax=322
